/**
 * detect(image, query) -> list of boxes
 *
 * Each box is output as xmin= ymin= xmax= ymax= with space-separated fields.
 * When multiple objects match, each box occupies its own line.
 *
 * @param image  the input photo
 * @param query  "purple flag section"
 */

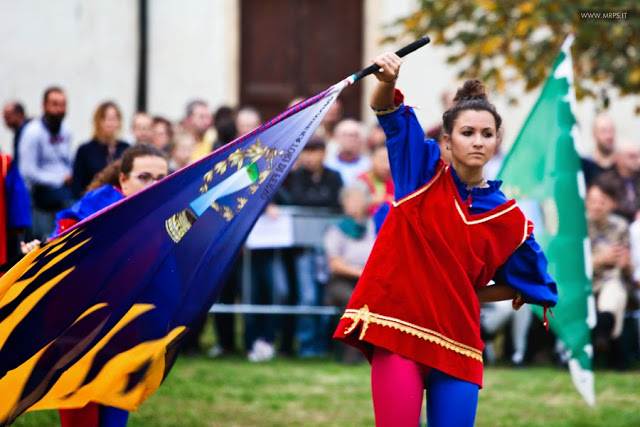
xmin=0 ymin=82 xmax=346 ymax=424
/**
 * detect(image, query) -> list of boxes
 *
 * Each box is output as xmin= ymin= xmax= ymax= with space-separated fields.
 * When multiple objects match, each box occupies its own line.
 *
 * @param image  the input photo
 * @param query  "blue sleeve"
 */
xmin=377 ymin=106 xmax=442 ymax=200
xmin=50 ymin=185 xmax=123 ymax=239
xmin=372 ymin=201 xmax=391 ymax=234
xmin=493 ymin=233 xmax=558 ymax=307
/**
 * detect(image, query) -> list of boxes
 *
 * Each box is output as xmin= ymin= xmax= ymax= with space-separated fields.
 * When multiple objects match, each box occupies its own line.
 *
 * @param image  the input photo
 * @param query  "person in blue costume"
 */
xmin=334 ymin=52 xmax=557 ymax=427
xmin=50 ymin=144 xmax=168 ymax=427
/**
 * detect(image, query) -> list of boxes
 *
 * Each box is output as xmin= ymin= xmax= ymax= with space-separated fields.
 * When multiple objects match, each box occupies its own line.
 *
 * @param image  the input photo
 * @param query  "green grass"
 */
xmin=12 ymin=357 xmax=640 ymax=426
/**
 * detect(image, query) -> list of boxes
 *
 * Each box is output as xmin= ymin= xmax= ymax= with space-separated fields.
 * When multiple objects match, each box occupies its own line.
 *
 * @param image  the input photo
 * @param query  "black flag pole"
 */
xmin=352 ymin=36 xmax=430 ymax=82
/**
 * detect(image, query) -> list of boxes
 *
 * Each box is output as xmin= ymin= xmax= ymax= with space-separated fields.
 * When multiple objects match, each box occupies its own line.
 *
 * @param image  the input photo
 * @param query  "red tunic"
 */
xmin=334 ymin=160 xmax=532 ymax=387
xmin=0 ymin=155 xmax=12 ymax=265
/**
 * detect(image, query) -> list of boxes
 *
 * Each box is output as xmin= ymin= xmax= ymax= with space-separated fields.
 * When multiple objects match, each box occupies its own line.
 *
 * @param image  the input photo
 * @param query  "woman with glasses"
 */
xmin=51 ymin=144 xmax=168 ymax=426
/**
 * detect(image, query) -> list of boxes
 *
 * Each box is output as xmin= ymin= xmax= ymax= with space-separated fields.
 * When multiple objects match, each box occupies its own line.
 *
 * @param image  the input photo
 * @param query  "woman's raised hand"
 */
xmin=371 ymin=52 xmax=402 ymax=84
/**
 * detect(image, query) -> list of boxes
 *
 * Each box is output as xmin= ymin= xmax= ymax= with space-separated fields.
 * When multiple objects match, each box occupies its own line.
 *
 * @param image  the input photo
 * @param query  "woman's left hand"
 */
xmin=20 ymin=239 xmax=41 ymax=255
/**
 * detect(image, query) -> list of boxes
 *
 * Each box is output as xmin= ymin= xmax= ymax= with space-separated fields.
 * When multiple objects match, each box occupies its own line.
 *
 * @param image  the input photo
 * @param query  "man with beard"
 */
xmin=582 ymin=113 xmax=617 ymax=187
xmin=18 ymin=86 xmax=74 ymax=240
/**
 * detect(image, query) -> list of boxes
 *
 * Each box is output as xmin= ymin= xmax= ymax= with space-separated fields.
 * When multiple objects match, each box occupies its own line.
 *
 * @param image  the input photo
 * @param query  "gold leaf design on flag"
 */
xmin=229 ymin=149 xmax=245 ymax=170
xmin=214 ymin=160 xmax=227 ymax=175
xmin=236 ymin=197 xmax=248 ymax=211
xmin=258 ymin=170 xmax=271 ymax=184
xmin=222 ymin=206 xmax=234 ymax=222
xmin=264 ymin=148 xmax=278 ymax=168
xmin=200 ymin=139 xmax=287 ymax=223
xmin=246 ymin=139 xmax=268 ymax=163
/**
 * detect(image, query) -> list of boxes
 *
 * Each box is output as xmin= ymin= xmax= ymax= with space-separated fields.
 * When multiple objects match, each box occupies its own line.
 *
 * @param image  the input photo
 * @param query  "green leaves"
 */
xmin=388 ymin=1 xmax=640 ymax=109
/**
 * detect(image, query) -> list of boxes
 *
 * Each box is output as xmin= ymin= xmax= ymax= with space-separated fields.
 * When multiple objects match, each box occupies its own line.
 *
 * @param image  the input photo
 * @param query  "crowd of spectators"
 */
xmin=2 ymin=86 xmax=639 ymax=369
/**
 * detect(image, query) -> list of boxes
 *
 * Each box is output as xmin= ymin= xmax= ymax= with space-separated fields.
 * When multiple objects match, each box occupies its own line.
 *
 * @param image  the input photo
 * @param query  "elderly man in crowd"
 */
xmin=582 ymin=113 xmax=617 ymax=187
xmin=324 ymin=118 xmax=371 ymax=186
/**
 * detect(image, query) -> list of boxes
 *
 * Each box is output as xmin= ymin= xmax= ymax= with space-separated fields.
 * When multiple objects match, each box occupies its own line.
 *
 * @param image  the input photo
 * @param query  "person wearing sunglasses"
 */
xmin=46 ymin=143 xmax=168 ymax=426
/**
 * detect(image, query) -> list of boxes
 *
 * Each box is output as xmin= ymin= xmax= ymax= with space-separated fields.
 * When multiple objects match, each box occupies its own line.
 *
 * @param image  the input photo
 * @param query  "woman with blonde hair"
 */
xmin=72 ymin=101 xmax=129 ymax=198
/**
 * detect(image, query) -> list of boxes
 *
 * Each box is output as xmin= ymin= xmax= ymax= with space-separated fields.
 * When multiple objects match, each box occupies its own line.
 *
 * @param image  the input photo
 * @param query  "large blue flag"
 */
xmin=0 ymin=81 xmax=348 ymax=424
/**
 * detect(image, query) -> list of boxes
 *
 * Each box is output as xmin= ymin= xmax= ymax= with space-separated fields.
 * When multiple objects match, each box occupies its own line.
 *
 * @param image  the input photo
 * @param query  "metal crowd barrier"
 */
xmin=209 ymin=304 xmax=341 ymax=315
xmin=209 ymin=205 xmax=345 ymax=315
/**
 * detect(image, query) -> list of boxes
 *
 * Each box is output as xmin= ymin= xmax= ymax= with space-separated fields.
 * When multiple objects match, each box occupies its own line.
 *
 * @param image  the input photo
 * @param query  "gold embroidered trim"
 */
xmin=393 ymin=163 xmax=445 ymax=207
xmin=341 ymin=306 xmax=483 ymax=362
xmin=454 ymin=197 xmax=519 ymax=225
xmin=371 ymin=104 xmax=402 ymax=116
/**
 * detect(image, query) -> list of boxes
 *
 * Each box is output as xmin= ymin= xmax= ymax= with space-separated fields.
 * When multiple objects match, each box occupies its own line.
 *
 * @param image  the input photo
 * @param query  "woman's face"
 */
xmin=172 ymin=135 xmax=195 ymax=169
xmin=585 ymin=186 xmax=615 ymax=222
xmin=119 ymin=155 xmax=169 ymax=197
xmin=152 ymin=121 xmax=171 ymax=150
xmin=100 ymin=106 xmax=121 ymax=139
xmin=343 ymin=190 xmax=368 ymax=219
xmin=445 ymin=110 xmax=498 ymax=173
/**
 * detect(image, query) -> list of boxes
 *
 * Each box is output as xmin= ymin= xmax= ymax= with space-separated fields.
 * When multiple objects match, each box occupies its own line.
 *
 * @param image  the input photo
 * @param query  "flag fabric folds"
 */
xmin=0 ymin=82 xmax=347 ymax=424
xmin=497 ymin=35 xmax=596 ymax=406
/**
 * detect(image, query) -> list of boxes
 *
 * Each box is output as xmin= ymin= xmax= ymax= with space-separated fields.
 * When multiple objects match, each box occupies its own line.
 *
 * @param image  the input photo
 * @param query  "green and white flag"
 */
xmin=498 ymin=35 xmax=596 ymax=406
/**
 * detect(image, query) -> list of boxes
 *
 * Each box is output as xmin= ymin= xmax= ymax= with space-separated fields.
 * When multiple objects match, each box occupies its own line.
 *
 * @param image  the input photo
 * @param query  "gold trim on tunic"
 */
xmin=342 ymin=305 xmax=483 ymax=362
xmin=393 ymin=164 xmax=445 ymax=207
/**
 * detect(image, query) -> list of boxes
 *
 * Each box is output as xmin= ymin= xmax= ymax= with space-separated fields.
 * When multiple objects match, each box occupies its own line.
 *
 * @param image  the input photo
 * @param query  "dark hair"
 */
xmin=43 ymin=86 xmax=65 ymax=104
xmin=86 ymin=160 xmax=122 ymax=193
xmin=120 ymin=144 xmax=167 ymax=175
xmin=153 ymin=116 xmax=174 ymax=139
xmin=215 ymin=116 xmax=237 ymax=146
xmin=11 ymin=102 xmax=25 ymax=116
xmin=442 ymin=79 xmax=502 ymax=135
xmin=591 ymin=176 xmax=621 ymax=201
xmin=304 ymin=136 xmax=326 ymax=151
xmin=185 ymin=99 xmax=207 ymax=118
xmin=85 ymin=144 xmax=167 ymax=193
xmin=213 ymin=106 xmax=235 ymax=128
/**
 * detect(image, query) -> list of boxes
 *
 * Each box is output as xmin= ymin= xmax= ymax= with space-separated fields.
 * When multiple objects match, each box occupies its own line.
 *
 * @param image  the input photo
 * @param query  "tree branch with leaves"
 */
xmin=384 ymin=0 xmax=640 ymax=111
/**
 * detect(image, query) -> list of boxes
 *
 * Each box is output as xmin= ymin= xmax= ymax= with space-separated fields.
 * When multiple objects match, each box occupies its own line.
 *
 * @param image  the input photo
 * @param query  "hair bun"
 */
xmin=453 ymin=79 xmax=488 ymax=103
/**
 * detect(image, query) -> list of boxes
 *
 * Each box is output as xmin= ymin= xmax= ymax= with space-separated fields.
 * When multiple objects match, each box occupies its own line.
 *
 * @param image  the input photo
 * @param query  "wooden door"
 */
xmin=240 ymin=0 xmax=363 ymax=121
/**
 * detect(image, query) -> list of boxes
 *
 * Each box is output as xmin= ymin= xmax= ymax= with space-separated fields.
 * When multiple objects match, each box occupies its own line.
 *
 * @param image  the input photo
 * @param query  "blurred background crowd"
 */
xmin=3 ymin=84 xmax=640 ymax=371
xmin=1 ymin=0 xmax=639 ymax=372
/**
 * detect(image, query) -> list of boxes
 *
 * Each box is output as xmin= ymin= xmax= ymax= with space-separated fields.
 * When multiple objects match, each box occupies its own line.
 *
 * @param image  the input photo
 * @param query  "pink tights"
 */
xmin=371 ymin=346 xmax=478 ymax=427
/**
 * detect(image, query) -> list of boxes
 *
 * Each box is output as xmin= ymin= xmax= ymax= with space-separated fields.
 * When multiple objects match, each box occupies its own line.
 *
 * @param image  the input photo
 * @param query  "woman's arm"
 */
xmin=493 ymin=233 xmax=558 ymax=307
xmin=368 ymin=53 xmax=441 ymax=200
xmin=369 ymin=53 xmax=401 ymax=109
xmin=476 ymin=284 xmax=516 ymax=303
xmin=327 ymin=256 xmax=363 ymax=279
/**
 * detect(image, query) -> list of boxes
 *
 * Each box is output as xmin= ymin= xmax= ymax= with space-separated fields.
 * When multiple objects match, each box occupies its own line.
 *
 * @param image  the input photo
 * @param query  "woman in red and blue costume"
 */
xmin=51 ymin=144 xmax=169 ymax=427
xmin=334 ymin=52 xmax=558 ymax=427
